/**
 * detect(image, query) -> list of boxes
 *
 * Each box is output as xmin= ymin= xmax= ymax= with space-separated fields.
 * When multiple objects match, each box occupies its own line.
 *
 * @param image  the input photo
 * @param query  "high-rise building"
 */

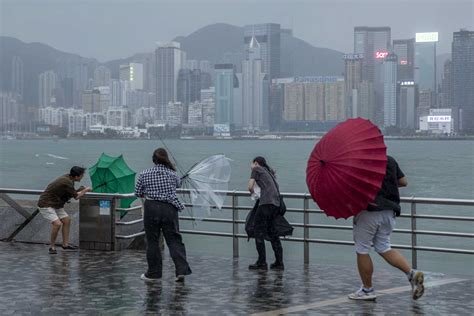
xmin=358 ymin=80 xmax=376 ymax=121
xmin=110 ymin=80 xmax=122 ymax=107
xmin=441 ymin=60 xmax=453 ymax=108
xmin=452 ymin=29 xmax=474 ymax=132
xmin=39 ymin=70 xmax=58 ymax=108
xmin=0 ymin=92 xmax=21 ymax=128
xmin=93 ymin=66 xmax=111 ymax=87
xmin=282 ymin=77 xmax=345 ymax=122
xmin=244 ymin=23 xmax=281 ymax=79
xmin=61 ymin=78 xmax=74 ymax=108
xmin=120 ymin=63 xmax=144 ymax=90
xmin=398 ymin=81 xmax=417 ymax=129
xmin=177 ymin=69 xmax=201 ymax=123
xmin=343 ymin=54 xmax=364 ymax=117
xmin=107 ymin=107 xmax=130 ymax=127
xmin=199 ymin=60 xmax=212 ymax=74
xmin=82 ymin=89 xmax=101 ymax=113
xmin=155 ymin=42 xmax=186 ymax=120
xmin=11 ymin=56 xmax=24 ymax=97
xmin=393 ymin=38 xmax=415 ymax=81
xmin=354 ymin=26 xmax=391 ymax=82
xmin=186 ymin=60 xmax=199 ymax=70
xmin=73 ymin=62 xmax=89 ymax=107
xmin=241 ymin=36 xmax=269 ymax=130
xmin=200 ymin=87 xmax=215 ymax=101
xmin=166 ymin=101 xmax=184 ymax=126
xmin=214 ymin=64 xmax=235 ymax=124
xmin=415 ymin=32 xmax=438 ymax=93
xmin=383 ymin=53 xmax=398 ymax=127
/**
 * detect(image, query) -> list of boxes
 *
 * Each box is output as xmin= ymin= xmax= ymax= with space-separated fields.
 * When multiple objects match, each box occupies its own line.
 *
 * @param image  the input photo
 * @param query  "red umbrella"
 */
xmin=306 ymin=118 xmax=387 ymax=219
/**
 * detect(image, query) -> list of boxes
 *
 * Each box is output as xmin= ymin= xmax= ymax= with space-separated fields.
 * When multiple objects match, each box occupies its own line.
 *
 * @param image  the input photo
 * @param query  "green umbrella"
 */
xmin=89 ymin=153 xmax=136 ymax=210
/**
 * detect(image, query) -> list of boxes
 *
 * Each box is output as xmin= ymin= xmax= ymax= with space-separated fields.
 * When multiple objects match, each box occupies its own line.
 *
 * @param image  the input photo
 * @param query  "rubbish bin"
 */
xmin=79 ymin=197 xmax=116 ymax=251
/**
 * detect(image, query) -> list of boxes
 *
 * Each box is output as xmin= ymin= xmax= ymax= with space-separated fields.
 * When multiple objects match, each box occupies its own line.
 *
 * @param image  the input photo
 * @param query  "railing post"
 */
xmin=232 ymin=193 xmax=239 ymax=258
xmin=411 ymin=201 xmax=417 ymax=269
xmin=304 ymin=196 xmax=310 ymax=264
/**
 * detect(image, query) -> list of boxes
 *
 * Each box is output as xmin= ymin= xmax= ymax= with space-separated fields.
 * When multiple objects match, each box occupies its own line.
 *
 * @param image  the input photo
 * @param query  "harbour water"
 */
xmin=1 ymin=139 xmax=473 ymax=274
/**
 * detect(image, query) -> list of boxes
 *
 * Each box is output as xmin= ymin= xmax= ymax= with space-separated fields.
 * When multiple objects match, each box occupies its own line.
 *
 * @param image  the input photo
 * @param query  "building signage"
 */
xmin=415 ymin=32 xmax=439 ymax=43
xmin=400 ymin=81 xmax=415 ymax=86
xmin=375 ymin=51 xmax=389 ymax=59
xmin=400 ymin=60 xmax=408 ymax=65
xmin=294 ymin=76 xmax=342 ymax=83
xmin=428 ymin=115 xmax=451 ymax=122
xmin=343 ymin=53 xmax=364 ymax=60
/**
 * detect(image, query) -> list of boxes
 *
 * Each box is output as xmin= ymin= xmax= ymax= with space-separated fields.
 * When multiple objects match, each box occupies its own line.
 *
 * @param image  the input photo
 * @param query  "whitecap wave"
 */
xmin=46 ymin=154 xmax=68 ymax=160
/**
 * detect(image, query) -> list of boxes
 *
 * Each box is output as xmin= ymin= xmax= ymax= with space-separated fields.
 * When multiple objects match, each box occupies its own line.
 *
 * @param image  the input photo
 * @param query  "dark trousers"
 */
xmin=143 ymin=200 xmax=192 ymax=278
xmin=254 ymin=204 xmax=283 ymax=264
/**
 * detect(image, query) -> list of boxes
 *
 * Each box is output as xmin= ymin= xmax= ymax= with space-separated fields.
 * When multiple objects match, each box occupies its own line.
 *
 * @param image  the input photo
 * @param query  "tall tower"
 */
xmin=244 ymin=23 xmax=281 ymax=80
xmin=155 ymin=42 xmax=186 ymax=120
xmin=39 ymin=70 xmax=58 ymax=108
xmin=11 ymin=56 xmax=24 ymax=97
xmin=354 ymin=26 xmax=391 ymax=82
xmin=241 ymin=36 xmax=268 ymax=130
xmin=452 ymin=29 xmax=474 ymax=132
xmin=383 ymin=53 xmax=398 ymax=127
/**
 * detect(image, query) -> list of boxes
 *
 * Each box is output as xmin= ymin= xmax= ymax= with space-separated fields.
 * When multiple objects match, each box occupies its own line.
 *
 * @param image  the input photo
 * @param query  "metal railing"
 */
xmin=1 ymin=188 xmax=473 ymax=268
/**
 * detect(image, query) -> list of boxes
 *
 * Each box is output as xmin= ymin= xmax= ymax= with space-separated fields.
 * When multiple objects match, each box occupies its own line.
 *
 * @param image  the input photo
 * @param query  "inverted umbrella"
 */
xmin=306 ymin=118 xmax=387 ymax=219
xmin=181 ymin=154 xmax=232 ymax=220
xmin=89 ymin=153 xmax=136 ymax=209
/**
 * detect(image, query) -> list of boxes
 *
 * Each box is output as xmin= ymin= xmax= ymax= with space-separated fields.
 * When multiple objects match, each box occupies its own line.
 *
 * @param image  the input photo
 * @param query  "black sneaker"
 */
xmin=248 ymin=262 xmax=268 ymax=270
xmin=48 ymin=248 xmax=57 ymax=254
xmin=62 ymin=245 xmax=78 ymax=251
xmin=270 ymin=262 xmax=285 ymax=270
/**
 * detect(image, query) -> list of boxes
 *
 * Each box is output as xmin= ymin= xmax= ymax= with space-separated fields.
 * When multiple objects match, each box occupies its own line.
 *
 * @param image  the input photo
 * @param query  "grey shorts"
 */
xmin=353 ymin=210 xmax=395 ymax=254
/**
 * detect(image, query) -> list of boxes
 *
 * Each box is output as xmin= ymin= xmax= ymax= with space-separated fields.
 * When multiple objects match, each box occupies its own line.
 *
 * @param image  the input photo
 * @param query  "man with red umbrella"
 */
xmin=348 ymin=155 xmax=424 ymax=301
xmin=306 ymin=118 xmax=424 ymax=301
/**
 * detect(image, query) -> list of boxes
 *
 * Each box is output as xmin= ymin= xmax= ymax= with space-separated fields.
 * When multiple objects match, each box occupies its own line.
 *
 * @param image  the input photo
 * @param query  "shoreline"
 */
xmin=2 ymin=136 xmax=474 ymax=141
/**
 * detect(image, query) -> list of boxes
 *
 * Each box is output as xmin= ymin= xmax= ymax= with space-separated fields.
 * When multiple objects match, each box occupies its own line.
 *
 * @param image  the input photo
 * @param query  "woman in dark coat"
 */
xmin=247 ymin=156 xmax=284 ymax=270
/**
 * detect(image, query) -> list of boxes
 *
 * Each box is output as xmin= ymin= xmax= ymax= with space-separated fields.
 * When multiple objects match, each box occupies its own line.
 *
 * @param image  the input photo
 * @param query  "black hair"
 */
xmin=69 ymin=166 xmax=86 ymax=177
xmin=253 ymin=156 xmax=275 ymax=176
xmin=152 ymin=148 xmax=176 ymax=171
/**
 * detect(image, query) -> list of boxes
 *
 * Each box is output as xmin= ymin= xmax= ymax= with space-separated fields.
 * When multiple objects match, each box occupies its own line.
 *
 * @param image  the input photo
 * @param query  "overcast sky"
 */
xmin=1 ymin=0 xmax=473 ymax=62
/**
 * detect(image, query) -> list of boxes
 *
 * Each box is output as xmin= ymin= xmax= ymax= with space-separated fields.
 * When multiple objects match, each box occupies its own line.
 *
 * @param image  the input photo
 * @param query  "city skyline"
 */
xmin=1 ymin=0 xmax=472 ymax=61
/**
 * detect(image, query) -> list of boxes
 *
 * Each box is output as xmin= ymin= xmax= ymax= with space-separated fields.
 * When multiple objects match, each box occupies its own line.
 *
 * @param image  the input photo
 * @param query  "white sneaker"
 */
xmin=348 ymin=287 xmax=377 ymax=300
xmin=409 ymin=271 xmax=425 ymax=300
xmin=140 ymin=273 xmax=161 ymax=282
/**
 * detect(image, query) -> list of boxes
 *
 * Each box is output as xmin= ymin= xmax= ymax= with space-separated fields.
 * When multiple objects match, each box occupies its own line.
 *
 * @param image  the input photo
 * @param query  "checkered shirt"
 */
xmin=135 ymin=164 xmax=184 ymax=211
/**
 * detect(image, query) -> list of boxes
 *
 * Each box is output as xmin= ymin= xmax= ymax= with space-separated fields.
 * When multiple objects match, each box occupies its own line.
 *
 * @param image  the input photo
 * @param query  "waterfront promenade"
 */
xmin=0 ymin=242 xmax=472 ymax=315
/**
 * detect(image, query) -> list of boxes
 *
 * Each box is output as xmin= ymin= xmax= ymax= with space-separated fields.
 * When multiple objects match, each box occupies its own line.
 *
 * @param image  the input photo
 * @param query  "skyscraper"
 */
xmin=398 ymin=81 xmax=417 ymax=129
xmin=393 ymin=39 xmax=415 ymax=81
xmin=354 ymin=26 xmax=391 ymax=82
xmin=415 ymin=32 xmax=438 ymax=93
xmin=441 ymin=60 xmax=453 ymax=109
xmin=452 ymin=29 xmax=474 ymax=132
xmin=343 ymin=54 xmax=363 ymax=117
xmin=120 ymin=63 xmax=144 ymax=90
xmin=155 ymin=42 xmax=186 ymax=120
xmin=244 ymin=23 xmax=281 ymax=80
xmin=177 ymin=69 xmax=201 ymax=123
xmin=93 ymin=66 xmax=111 ymax=87
xmin=214 ymin=64 xmax=235 ymax=125
xmin=241 ymin=36 xmax=268 ymax=130
xmin=383 ymin=53 xmax=398 ymax=127
xmin=39 ymin=70 xmax=58 ymax=108
xmin=11 ymin=56 xmax=24 ymax=97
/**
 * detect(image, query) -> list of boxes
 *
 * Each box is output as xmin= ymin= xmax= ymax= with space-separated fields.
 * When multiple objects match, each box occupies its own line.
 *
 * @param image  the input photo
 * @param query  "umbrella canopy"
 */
xmin=181 ymin=154 xmax=232 ymax=220
xmin=306 ymin=118 xmax=387 ymax=219
xmin=89 ymin=153 xmax=136 ymax=209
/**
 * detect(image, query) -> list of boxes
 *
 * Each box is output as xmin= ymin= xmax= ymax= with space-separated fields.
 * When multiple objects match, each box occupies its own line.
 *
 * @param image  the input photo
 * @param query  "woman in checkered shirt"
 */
xmin=135 ymin=148 xmax=192 ymax=283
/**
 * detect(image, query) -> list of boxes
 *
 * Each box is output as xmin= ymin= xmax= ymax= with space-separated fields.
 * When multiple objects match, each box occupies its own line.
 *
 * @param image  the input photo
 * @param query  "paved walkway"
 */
xmin=0 ymin=242 xmax=472 ymax=315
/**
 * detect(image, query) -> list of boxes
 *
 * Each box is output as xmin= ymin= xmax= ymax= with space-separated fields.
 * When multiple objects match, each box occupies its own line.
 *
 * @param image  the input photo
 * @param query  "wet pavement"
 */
xmin=0 ymin=242 xmax=472 ymax=315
